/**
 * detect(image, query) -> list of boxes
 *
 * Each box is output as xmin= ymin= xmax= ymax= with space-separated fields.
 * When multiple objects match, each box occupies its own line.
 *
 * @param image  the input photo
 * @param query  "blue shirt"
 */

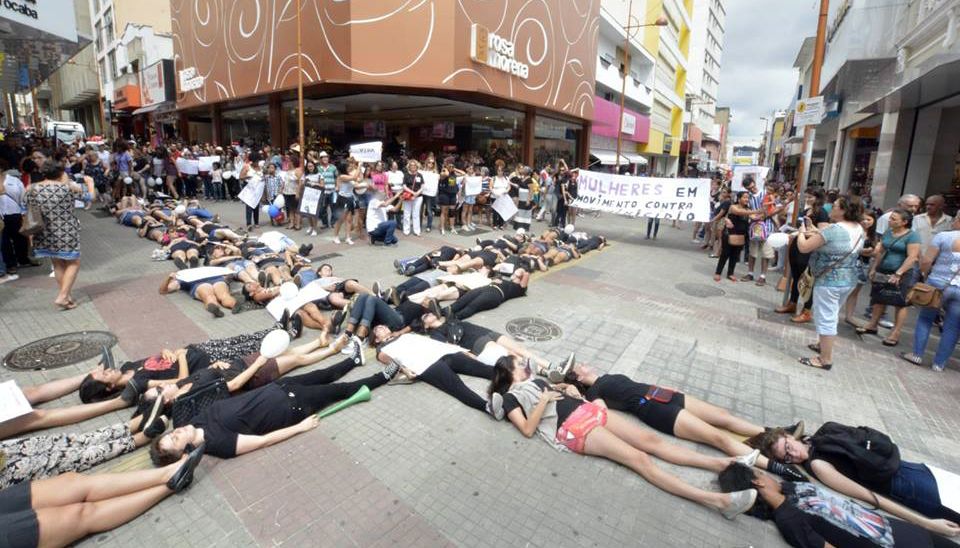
xmin=878 ymin=229 xmax=921 ymax=274
xmin=318 ymin=165 xmax=338 ymax=193
xmin=810 ymin=223 xmax=864 ymax=288
xmin=927 ymin=231 xmax=960 ymax=289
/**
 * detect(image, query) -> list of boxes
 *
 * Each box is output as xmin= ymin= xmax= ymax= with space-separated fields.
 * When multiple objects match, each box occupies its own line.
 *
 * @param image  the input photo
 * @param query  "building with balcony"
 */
xmin=682 ymin=0 xmax=726 ymax=174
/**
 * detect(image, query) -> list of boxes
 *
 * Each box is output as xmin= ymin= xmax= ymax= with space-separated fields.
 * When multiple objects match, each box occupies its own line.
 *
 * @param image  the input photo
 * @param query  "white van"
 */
xmin=44 ymin=121 xmax=86 ymax=144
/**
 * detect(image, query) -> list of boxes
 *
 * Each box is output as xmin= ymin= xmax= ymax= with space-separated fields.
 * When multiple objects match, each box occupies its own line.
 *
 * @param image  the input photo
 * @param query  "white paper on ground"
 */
xmin=476 ymin=344 xmax=509 ymax=365
xmin=927 ymin=464 xmax=960 ymax=512
xmin=438 ymin=272 xmax=493 ymax=290
xmin=175 ymin=267 xmax=235 ymax=283
xmin=0 ymin=380 xmax=32 ymax=423
xmin=266 ymin=280 xmax=330 ymax=320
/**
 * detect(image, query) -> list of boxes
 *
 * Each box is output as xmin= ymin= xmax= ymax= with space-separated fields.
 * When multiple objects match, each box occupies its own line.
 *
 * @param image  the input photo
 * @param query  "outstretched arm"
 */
xmin=234 ymin=415 xmax=319 ymax=455
xmin=0 ymin=397 xmax=129 ymax=439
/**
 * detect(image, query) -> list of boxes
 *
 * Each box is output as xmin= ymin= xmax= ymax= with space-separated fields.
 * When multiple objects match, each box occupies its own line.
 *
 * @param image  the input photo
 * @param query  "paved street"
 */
xmin=2 ymin=205 xmax=959 ymax=548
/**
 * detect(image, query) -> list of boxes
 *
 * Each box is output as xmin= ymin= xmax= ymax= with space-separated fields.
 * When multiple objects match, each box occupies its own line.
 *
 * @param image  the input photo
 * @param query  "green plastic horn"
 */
xmin=316 ymin=385 xmax=372 ymax=419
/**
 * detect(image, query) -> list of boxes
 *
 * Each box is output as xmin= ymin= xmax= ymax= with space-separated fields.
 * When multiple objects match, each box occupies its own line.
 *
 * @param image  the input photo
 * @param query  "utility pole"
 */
xmin=782 ymin=0 xmax=829 ymax=306
xmin=296 ymin=0 xmax=305 ymax=169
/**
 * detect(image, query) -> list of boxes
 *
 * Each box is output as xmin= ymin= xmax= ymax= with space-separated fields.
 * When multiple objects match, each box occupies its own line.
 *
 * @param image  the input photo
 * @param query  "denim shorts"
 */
xmin=355 ymin=193 xmax=370 ymax=209
xmin=889 ymin=461 xmax=960 ymax=522
xmin=812 ymin=284 xmax=855 ymax=336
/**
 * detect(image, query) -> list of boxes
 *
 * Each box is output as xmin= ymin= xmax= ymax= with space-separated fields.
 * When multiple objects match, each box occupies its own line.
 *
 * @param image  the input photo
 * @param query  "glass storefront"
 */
xmin=223 ymin=105 xmax=271 ymax=144
xmin=282 ymin=93 xmax=527 ymax=166
xmin=850 ymin=138 xmax=879 ymax=195
xmin=534 ymin=116 xmax=580 ymax=168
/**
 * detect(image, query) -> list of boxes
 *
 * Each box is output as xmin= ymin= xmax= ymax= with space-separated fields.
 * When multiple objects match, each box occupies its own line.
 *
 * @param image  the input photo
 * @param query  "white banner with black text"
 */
xmin=571 ymin=170 xmax=711 ymax=222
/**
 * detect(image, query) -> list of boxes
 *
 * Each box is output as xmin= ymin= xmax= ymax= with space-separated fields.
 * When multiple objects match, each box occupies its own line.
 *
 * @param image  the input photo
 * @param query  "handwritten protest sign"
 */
xmin=571 ymin=170 xmax=710 ymax=222
xmin=349 ymin=141 xmax=382 ymax=163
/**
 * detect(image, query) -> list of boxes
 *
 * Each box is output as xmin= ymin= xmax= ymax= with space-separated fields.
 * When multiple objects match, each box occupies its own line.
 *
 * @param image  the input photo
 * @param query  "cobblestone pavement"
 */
xmin=1 ymin=204 xmax=958 ymax=548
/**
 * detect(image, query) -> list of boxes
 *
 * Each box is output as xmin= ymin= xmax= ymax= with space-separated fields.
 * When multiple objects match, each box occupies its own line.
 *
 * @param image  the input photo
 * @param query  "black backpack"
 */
xmin=809 ymin=422 xmax=901 ymax=486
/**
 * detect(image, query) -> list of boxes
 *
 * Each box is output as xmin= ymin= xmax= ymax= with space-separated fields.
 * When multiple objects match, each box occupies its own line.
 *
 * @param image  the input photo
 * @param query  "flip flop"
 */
xmin=897 ymin=352 xmax=923 ymax=366
xmin=855 ymin=327 xmax=879 ymax=336
xmin=807 ymin=343 xmax=821 ymax=353
xmin=882 ymin=339 xmax=899 ymax=347
xmin=798 ymin=357 xmax=832 ymax=370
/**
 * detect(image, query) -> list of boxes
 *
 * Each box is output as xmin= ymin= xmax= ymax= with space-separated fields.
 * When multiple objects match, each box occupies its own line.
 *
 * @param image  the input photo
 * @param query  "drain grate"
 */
xmin=313 ymin=252 xmax=342 ymax=262
xmin=505 ymin=317 xmax=563 ymax=342
xmin=675 ymin=282 xmax=725 ymax=298
xmin=3 ymin=331 xmax=118 ymax=371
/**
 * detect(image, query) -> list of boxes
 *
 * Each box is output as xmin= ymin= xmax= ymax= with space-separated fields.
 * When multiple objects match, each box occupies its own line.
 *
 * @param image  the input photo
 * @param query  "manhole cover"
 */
xmin=505 ymin=317 xmax=563 ymax=342
xmin=675 ymin=283 xmax=725 ymax=298
xmin=3 ymin=331 xmax=118 ymax=371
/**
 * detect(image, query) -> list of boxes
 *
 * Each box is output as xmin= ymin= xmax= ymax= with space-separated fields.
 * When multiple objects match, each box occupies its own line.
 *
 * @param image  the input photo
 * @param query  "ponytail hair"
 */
xmin=488 ymin=356 xmax=516 ymax=397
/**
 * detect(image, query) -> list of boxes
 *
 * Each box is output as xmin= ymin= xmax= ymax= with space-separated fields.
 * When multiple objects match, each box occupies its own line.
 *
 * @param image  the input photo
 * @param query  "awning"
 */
xmin=132 ymin=101 xmax=175 ymax=116
xmin=589 ymin=149 xmax=631 ymax=165
xmin=622 ymin=152 xmax=649 ymax=165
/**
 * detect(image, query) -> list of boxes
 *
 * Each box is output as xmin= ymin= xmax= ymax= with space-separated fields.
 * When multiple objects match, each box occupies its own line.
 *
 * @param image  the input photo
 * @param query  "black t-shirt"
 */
xmin=495 ymin=280 xmax=526 ymax=300
xmin=729 ymin=211 xmax=750 ymax=236
xmin=121 ymin=347 xmax=210 ymax=384
xmin=805 ymin=207 xmax=830 ymax=227
xmin=397 ymin=300 xmax=427 ymax=328
xmin=584 ymin=374 xmax=653 ymax=415
xmin=403 ymin=172 xmax=424 ymax=193
xmin=715 ymin=200 xmax=731 ymax=218
xmin=565 ymin=178 xmax=579 ymax=199
xmin=773 ymin=498 xmax=934 ymax=548
xmin=509 ymin=176 xmax=522 ymax=198
xmin=441 ymin=174 xmax=459 ymax=195
xmin=193 ymin=383 xmax=299 ymax=458
xmin=430 ymin=246 xmax=460 ymax=262
xmin=429 ymin=321 xmax=497 ymax=349
xmin=502 ymin=378 xmax=581 ymax=427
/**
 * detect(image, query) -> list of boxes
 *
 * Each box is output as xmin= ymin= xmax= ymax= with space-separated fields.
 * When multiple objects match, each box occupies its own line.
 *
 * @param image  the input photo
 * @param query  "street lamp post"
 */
xmin=759 ymin=116 xmax=769 ymax=166
xmin=615 ymin=1 xmax=667 ymax=171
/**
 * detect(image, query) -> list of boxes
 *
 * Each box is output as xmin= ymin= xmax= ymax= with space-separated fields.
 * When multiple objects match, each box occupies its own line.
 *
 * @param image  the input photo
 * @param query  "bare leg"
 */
xmin=889 ymin=306 xmax=909 ymax=342
xmin=212 ymin=282 xmax=237 ymax=309
xmin=583 ymin=426 xmax=729 ymax=511
xmin=863 ymin=304 xmax=884 ymax=330
xmin=0 ymin=397 xmax=128 ymax=439
xmin=274 ymin=344 xmax=342 ymax=375
xmin=843 ymin=284 xmax=863 ymax=322
xmin=343 ymin=280 xmax=371 ymax=294
xmin=603 ymin=412 xmax=732 ymax=472
xmin=672 ymin=409 xmax=768 ymax=468
xmin=681 ymin=395 xmax=763 ymax=437
xmin=22 ymin=372 xmax=89 ymax=405
xmin=494 ymin=337 xmax=549 ymax=370
xmin=409 ymin=285 xmax=460 ymax=305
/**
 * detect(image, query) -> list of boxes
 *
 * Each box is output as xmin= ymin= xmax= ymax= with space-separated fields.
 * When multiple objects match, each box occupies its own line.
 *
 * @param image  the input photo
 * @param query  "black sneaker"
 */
xmin=144 ymin=416 xmax=169 ymax=439
xmin=279 ymin=309 xmax=290 ymax=330
xmin=173 ymin=257 xmax=188 ymax=270
xmin=120 ymin=378 xmax=143 ymax=405
xmin=386 ymin=287 xmax=400 ymax=307
xmin=167 ymin=442 xmax=205 ymax=493
xmin=189 ymin=256 xmax=199 ymax=268
xmin=206 ymin=302 xmax=224 ymax=318
xmin=137 ymin=395 xmax=165 ymax=433
xmin=350 ymin=335 xmax=366 ymax=366
xmin=767 ymin=460 xmax=806 ymax=482
xmin=300 ymin=243 xmax=313 ymax=257
xmin=288 ymin=312 xmax=303 ymax=339
xmin=331 ymin=310 xmax=345 ymax=333
xmin=100 ymin=345 xmax=116 ymax=369
xmin=786 ymin=420 xmax=805 ymax=439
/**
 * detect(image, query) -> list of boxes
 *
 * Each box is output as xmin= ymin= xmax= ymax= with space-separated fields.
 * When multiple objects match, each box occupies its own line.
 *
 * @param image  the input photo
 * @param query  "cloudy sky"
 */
xmin=717 ymin=0 xmax=820 ymax=142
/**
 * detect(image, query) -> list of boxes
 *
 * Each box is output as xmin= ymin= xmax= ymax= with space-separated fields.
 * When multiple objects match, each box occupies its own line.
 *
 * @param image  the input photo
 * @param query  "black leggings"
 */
xmin=576 ymin=236 xmax=603 ymax=253
xmin=450 ymin=286 xmax=504 ymax=320
xmin=714 ymin=236 xmax=743 ymax=277
xmin=277 ymin=357 xmax=386 ymax=414
xmin=245 ymin=204 xmax=261 ymax=226
xmin=406 ymin=256 xmax=433 ymax=276
xmin=788 ymin=241 xmax=813 ymax=310
xmin=417 ymin=353 xmax=493 ymax=411
xmin=396 ymin=277 xmax=430 ymax=298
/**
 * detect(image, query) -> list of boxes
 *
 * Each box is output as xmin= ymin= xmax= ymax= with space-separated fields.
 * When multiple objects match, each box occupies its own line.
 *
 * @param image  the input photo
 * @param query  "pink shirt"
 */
xmin=371 ymin=172 xmax=388 ymax=193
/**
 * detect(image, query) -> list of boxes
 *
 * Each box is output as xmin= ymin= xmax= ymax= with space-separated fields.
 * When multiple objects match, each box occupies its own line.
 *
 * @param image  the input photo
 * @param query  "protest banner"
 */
xmin=421 ymin=171 xmax=439 ymax=197
xmin=175 ymin=158 xmax=200 ymax=175
xmin=300 ymin=186 xmax=322 ymax=216
xmin=463 ymin=176 xmax=482 ymax=196
xmin=267 ymin=280 xmax=330 ymax=320
xmin=492 ymin=194 xmax=518 ymax=221
xmin=349 ymin=141 xmax=382 ymax=163
xmin=571 ymin=170 xmax=710 ymax=222
xmin=238 ymin=179 xmax=265 ymax=209
xmin=731 ymin=165 xmax=770 ymax=191
xmin=175 ymin=267 xmax=235 ymax=283
xmin=0 ymin=380 xmax=32 ymax=423
xmin=198 ymin=155 xmax=220 ymax=172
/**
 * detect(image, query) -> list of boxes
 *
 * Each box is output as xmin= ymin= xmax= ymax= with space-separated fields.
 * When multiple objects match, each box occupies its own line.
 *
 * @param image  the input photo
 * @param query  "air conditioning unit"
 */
xmin=599 ymin=52 xmax=615 ymax=66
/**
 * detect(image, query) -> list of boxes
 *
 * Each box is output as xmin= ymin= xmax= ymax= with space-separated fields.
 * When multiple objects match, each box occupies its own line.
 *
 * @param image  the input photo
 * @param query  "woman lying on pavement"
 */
xmin=114 ymin=206 xmax=147 ymax=228
xmin=445 ymin=268 xmax=529 ymax=320
xmin=487 ymin=355 xmax=760 ymax=520
xmin=0 ymin=447 xmax=204 ymax=548
xmin=1 ymin=404 xmax=169 ymax=489
xmin=149 ymin=357 xmax=398 ymax=461
xmin=475 ymin=231 xmax=531 ymax=254
xmin=439 ymin=246 xmax=508 ymax=274
xmin=164 ymin=237 xmax=203 ymax=269
xmin=395 ymin=245 xmax=465 ymax=277
xmin=754 ymin=424 xmax=960 ymax=531
xmin=421 ymin=312 xmax=554 ymax=371
xmin=403 ymin=269 xmax=495 ymax=307
xmin=719 ymin=463 xmax=959 ymax=545
xmin=138 ymin=218 xmax=167 ymax=243
xmin=540 ymin=241 xmax=581 ymax=267
xmin=561 ymin=362 xmax=805 ymax=480
xmin=371 ymin=328 xmax=503 ymax=417
xmin=159 ymin=270 xmax=236 ymax=317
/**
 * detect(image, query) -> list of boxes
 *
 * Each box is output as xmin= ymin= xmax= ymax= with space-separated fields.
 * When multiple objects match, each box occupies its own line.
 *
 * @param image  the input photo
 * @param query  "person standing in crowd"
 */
xmin=82 ymin=148 xmax=111 ymax=205
xmin=912 ymin=194 xmax=953 ymax=249
xmin=402 ymin=159 xmax=425 ymax=236
xmin=512 ymin=166 xmax=534 ymax=231
xmin=775 ymin=188 xmax=829 ymax=323
xmin=160 ymin=146 xmax=180 ymax=200
xmin=332 ymin=157 xmax=360 ymax=245
xmin=239 ymin=151 xmax=266 ymax=231
xmin=317 ymin=151 xmax=338 ymax=230
xmin=209 ymin=161 xmax=225 ymax=201
xmin=282 ymin=157 xmax=301 ymax=230
xmin=537 ymin=165 xmax=557 ymax=226
xmin=438 ymin=162 xmax=462 ymax=235
xmin=842 ymin=211 xmax=879 ymax=326
xmin=857 ymin=209 xmax=922 ymax=347
xmin=420 ymin=157 xmax=438 ymax=233
xmin=741 ymin=178 xmax=781 ymax=286
xmin=491 ymin=164 xmax=511 ymax=229
xmin=1 ymin=167 xmax=34 ymax=273
xmin=263 ymin=163 xmax=282 ymax=226
xmin=26 ymin=160 xmax=97 ymax=310
xmin=301 ymin=160 xmax=322 ymax=235
xmin=352 ymin=161 xmax=371 ymax=237
xmin=875 ymin=194 xmax=921 ymax=234
xmin=714 ymin=191 xmax=752 ymax=281
xmin=460 ymin=164 xmax=479 ymax=231
xmin=900 ymin=215 xmax=960 ymax=372
xmin=795 ymin=196 xmax=865 ymax=370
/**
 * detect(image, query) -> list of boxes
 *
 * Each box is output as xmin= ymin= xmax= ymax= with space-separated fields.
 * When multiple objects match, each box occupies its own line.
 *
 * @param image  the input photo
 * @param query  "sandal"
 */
xmin=798 ymin=357 xmax=832 ymax=370
xmin=897 ymin=352 xmax=923 ymax=366
xmin=882 ymin=338 xmax=899 ymax=347
xmin=713 ymin=274 xmax=721 ymax=282
xmin=855 ymin=327 xmax=879 ymax=336
xmin=807 ymin=343 xmax=821 ymax=353
xmin=727 ymin=276 xmax=737 ymax=282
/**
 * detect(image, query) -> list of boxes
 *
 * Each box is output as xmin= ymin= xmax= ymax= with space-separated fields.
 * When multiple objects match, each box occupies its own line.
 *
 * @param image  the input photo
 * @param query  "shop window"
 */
xmin=534 ymin=116 xmax=581 ymax=168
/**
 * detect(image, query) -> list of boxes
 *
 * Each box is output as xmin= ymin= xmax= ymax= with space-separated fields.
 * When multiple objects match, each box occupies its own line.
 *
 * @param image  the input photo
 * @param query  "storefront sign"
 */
xmin=621 ymin=113 xmax=637 ymax=134
xmin=795 ymin=96 xmax=824 ymax=127
xmin=571 ymin=170 xmax=710 ymax=221
xmin=179 ymin=67 xmax=204 ymax=92
xmin=470 ymin=24 xmax=529 ymax=80
xmin=1 ymin=0 xmax=76 ymax=42
xmin=140 ymin=60 xmax=174 ymax=106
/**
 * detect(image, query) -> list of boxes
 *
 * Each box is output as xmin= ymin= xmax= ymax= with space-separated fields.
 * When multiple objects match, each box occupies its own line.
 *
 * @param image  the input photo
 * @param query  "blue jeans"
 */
xmin=422 ymin=195 xmax=436 ymax=230
xmin=298 ymin=269 xmax=317 ymax=287
xmin=913 ymin=285 xmax=960 ymax=368
xmin=369 ymin=220 xmax=398 ymax=245
xmin=889 ymin=461 xmax=960 ymax=523
xmin=187 ymin=207 xmax=214 ymax=220
xmin=0 ymin=245 xmax=7 ymax=276
xmin=348 ymin=294 xmax=405 ymax=330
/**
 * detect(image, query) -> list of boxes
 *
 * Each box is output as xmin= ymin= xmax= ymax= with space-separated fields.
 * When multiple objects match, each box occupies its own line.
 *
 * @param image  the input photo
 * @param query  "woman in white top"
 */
xmin=332 ymin=157 xmax=361 ymax=245
xmin=238 ymin=151 xmax=266 ymax=230
xmin=352 ymin=163 xmax=371 ymax=237
xmin=491 ymin=165 xmax=511 ymax=229
xmin=282 ymin=161 xmax=302 ymax=230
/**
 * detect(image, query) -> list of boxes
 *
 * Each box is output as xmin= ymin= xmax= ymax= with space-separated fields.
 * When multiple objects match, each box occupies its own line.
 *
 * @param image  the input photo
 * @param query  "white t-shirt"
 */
xmin=382 ymin=333 xmax=462 ymax=375
xmin=366 ymin=198 xmax=390 ymax=232
xmin=258 ymin=231 xmax=292 ymax=252
xmin=387 ymin=170 xmax=404 ymax=192
xmin=492 ymin=176 xmax=510 ymax=197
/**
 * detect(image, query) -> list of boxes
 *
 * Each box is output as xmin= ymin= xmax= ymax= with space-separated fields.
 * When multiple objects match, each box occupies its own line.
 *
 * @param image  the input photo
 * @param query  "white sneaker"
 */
xmin=440 ymin=228 xmax=446 ymax=235
xmin=333 ymin=237 xmax=342 ymax=244
xmin=879 ymin=319 xmax=894 ymax=329
xmin=0 ymin=274 xmax=18 ymax=284
xmin=450 ymin=228 xmax=458 ymax=235
xmin=340 ymin=339 xmax=356 ymax=355
xmin=346 ymin=237 xmax=354 ymax=246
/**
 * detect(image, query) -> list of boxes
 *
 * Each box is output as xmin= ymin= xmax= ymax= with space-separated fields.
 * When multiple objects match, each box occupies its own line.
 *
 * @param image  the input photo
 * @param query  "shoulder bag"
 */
xmin=908 ymin=266 xmax=960 ymax=310
xmin=20 ymin=186 xmax=45 ymax=236
xmin=798 ymin=230 xmax=864 ymax=303
xmin=869 ymin=232 xmax=912 ymax=307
